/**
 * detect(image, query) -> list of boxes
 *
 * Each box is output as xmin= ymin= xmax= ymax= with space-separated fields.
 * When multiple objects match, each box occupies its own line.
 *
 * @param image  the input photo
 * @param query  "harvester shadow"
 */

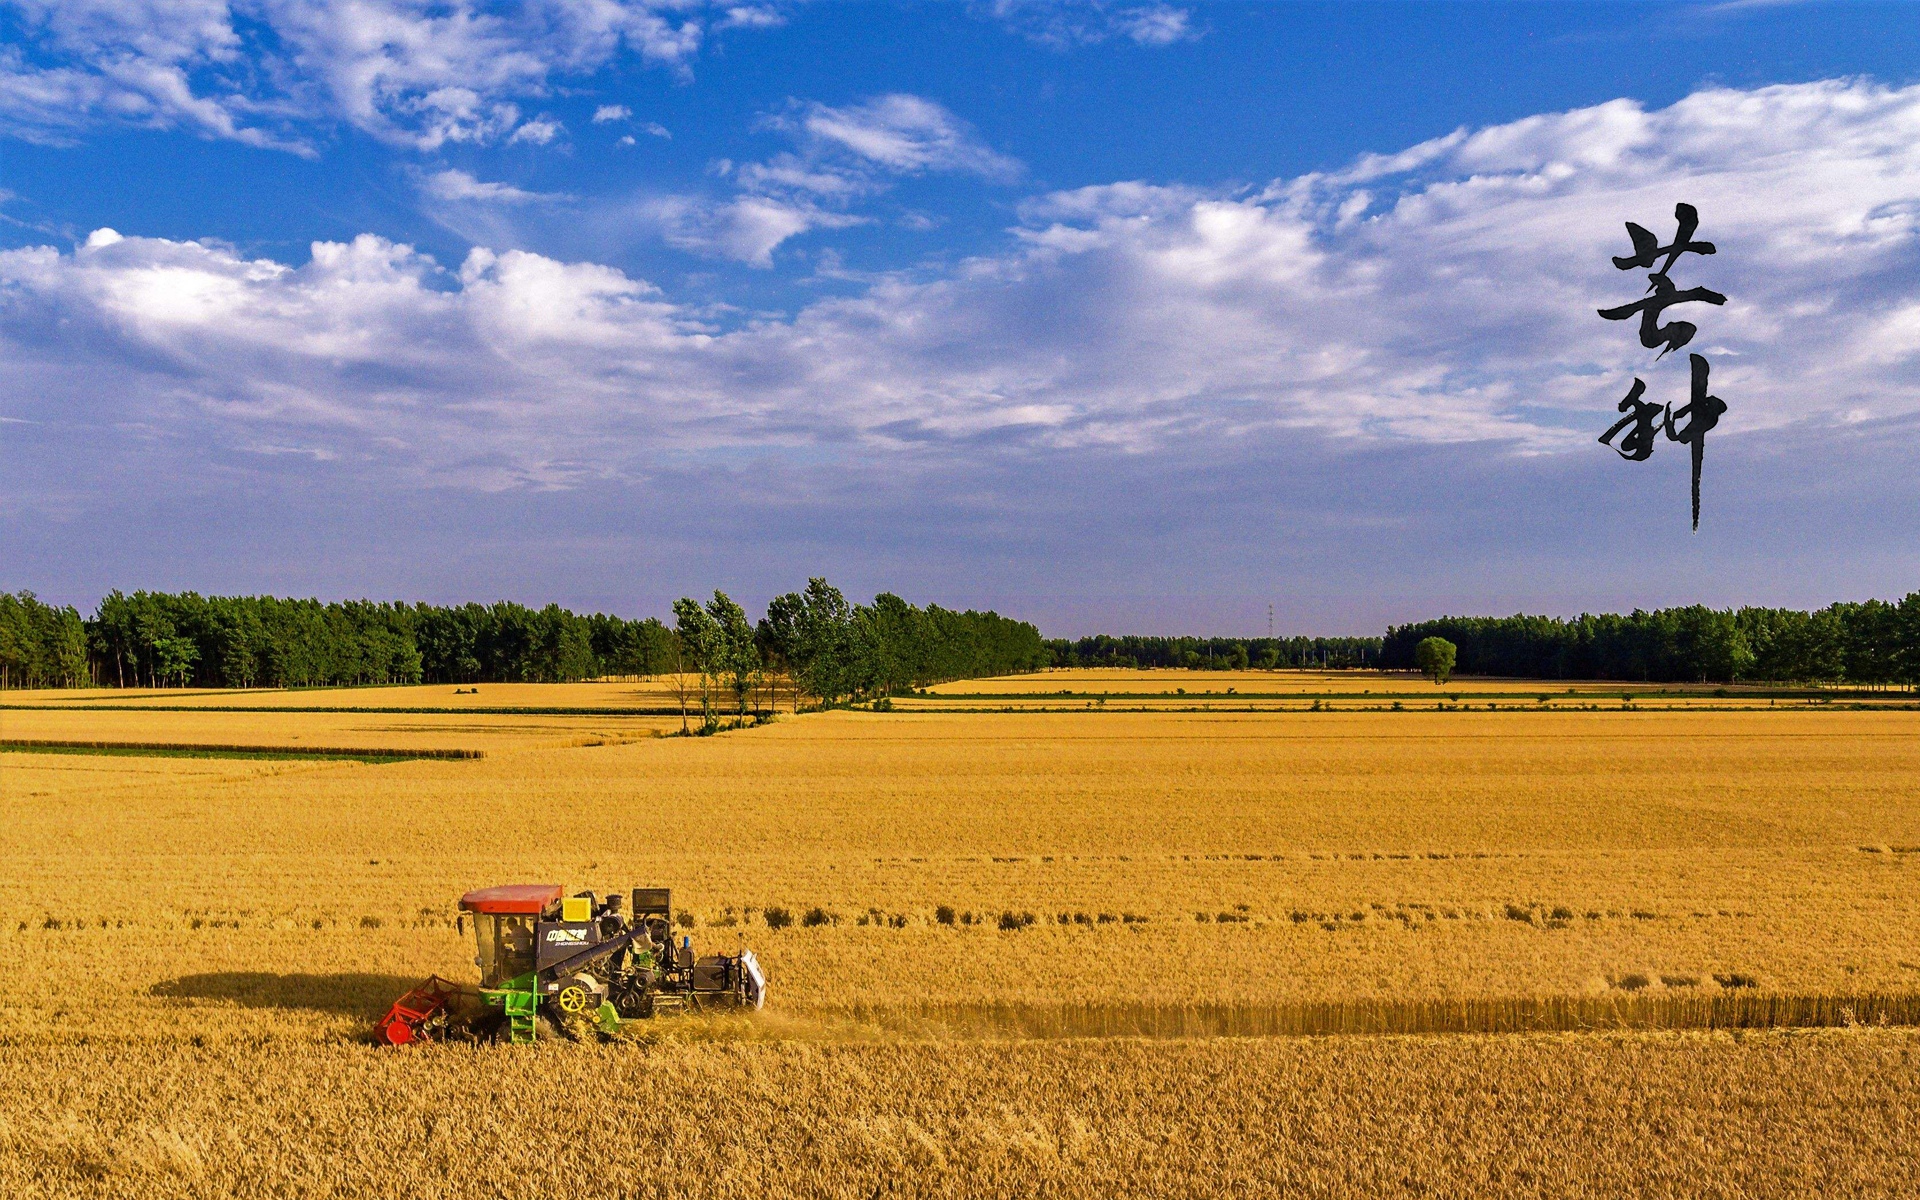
xmin=151 ymin=972 xmax=423 ymax=1018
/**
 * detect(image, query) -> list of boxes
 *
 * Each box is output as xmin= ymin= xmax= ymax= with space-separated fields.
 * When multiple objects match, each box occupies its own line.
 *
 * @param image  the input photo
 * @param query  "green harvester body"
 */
xmin=434 ymin=883 xmax=764 ymax=1044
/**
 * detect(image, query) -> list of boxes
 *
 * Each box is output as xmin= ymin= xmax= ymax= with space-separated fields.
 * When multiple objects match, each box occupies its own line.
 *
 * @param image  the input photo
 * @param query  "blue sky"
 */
xmin=3 ymin=1 xmax=1919 ymax=634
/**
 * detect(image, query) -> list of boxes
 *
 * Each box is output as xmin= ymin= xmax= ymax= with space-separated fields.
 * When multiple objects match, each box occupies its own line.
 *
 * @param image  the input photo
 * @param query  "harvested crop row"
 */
xmin=3 ymin=1029 xmax=1917 ymax=1199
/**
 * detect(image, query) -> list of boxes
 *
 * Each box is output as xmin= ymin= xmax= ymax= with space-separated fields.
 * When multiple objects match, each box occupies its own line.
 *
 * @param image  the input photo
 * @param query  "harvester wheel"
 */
xmin=555 ymin=983 xmax=594 ymax=1015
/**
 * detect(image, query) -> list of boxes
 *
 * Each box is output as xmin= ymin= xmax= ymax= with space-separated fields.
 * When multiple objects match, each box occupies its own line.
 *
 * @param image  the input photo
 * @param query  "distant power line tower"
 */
xmin=1268 ymin=604 xmax=1274 ymax=639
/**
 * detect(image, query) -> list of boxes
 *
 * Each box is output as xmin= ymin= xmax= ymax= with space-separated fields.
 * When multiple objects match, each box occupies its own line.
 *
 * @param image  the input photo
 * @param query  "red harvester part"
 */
xmin=376 ymin=975 xmax=462 ymax=1046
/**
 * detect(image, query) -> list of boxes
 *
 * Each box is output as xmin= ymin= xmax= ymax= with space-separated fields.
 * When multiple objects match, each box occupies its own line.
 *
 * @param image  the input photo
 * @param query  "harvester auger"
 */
xmin=377 ymin=885 xmax=765 ymax=1045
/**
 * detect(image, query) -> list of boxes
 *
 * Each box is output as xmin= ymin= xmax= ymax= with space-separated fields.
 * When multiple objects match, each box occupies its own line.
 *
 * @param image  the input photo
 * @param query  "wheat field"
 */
xmin=924 ymin=667 xmax=1666 ymax=694
xmin=2 ymin=680 xmax=698 ymax=709
xmin=3 ymin=683 xmax=1919 ymax=1196
xmin=904 ymin=667 xmax=1890 ymax=711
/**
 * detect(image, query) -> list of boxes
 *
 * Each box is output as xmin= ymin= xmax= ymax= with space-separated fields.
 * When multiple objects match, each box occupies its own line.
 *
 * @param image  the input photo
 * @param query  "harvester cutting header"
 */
xmin=379 ymin=885 xmax=765 ymax=1045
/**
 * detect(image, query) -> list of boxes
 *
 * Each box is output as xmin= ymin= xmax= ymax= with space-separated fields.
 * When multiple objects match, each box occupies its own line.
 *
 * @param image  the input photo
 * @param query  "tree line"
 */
xmin=8 ymin=585 xmax=1917 ymax=693
xmin=670 ymin=579 xmax=1052 ymax=727
xmin=1046 ymin=634 xmax=1383 ymax=671
xmin=80 ymin=592 xmax=681 ymax=688
xmin=0 ymin=584 xmax=1048 ymax=701
xmin=0 ymin=592 xmax=88 ymax=688
xmin=1380 ymin=597 xmax=1920 ymax=685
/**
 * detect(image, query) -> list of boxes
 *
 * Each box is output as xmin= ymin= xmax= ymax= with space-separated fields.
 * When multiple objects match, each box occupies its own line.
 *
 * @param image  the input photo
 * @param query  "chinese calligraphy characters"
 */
xmin=1596 ymin=202 xmax=1727 ymax=530
xmin=1597 ymin=273 xmax=1727 ymax=359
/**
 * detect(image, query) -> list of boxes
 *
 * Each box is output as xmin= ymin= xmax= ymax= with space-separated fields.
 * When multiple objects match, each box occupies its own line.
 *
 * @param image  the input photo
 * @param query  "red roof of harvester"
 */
xmin=459 ymin=884 xmax=562 ymax=914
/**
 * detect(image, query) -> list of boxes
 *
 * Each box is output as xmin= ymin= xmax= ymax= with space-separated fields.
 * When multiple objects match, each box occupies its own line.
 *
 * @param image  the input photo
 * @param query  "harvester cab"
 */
xmin=377 ymin=884 xmax=765 ymax=1045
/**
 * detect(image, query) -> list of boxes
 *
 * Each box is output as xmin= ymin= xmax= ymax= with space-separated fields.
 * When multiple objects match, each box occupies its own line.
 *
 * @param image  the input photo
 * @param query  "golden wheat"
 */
xmin=1 ymin=678 xmax=704 ymax=709
xmin=4 ymin=691 xmax=1920 ymax=1195
xmin=902 ymin=668 xmax=1886 ymax=713
xmin=2 ymin=1031 xmax=1918 ymax=1198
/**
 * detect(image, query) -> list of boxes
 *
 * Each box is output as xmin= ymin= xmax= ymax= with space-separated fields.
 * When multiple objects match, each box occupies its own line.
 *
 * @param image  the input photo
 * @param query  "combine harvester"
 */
xmin=378 ymin=885 xmax=766 ymax=1045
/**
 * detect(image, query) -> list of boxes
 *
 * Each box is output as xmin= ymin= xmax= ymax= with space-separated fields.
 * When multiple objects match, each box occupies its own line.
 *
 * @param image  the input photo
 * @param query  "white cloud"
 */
xmin=1111 ymin=5 xmax=1195 ymax=46
xmin=638 ymin=194 xmax=864 ymax=266
xmin=641 ymin=120 xmax=671 ymax=139
xmin=0 ymin=1 xmax=723 ymax=152
xmin=508 ymin=117 xmax=563 ymax=144
xmin=718 ymin=5 xmax=786 ymax=30
xmin=417 ymin=168 xmax=563 ymax=204
xmin=628 ymin=94 xmax=1017 ymax=266
xmin=982 ymin=1 xmax=1201 ymax=49
xmin=593 ymin=104 xmax=632 ymax=123
xmin=1699 ymin=0 xmax=1819 ymax=12
xmin=788 ymin=94 xmax=1020 ymax=180
xmin=1017 ymin=180 xmax=1204 ymax=224
xmin=0 ymin=9 xmax=313 ymax=153
xmin=3 ymin=81 xmax=1918 ymax=491
xmin=733 ymin=152 xmax=871 ymax=200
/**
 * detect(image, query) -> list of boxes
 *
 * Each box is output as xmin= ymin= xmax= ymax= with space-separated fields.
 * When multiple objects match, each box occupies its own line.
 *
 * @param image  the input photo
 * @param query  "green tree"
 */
xmin=68 ymin=584 xmax=1047 ymax=696
xmin=757 ymin=595 xmax=802 ymax=713
xmin=853 ymin=593 xmax=923 ymax=697
xmin=664 ymin=630 xmax=696 ymax=734
xmin=42 ymin=601 xmax=89 ymax=686
xmin=672 ymin=597 xmax=722 ymax=730
xmin=1414 ymin=636 xmax=1457 ymax=684
xmin=1669 ymin=605 xmax=1753 ymax=682
xmin=1897 ymin=592 xmax=1920 ymax=689
xmin=0 ymin=593 xmax=28 ymax=689
xmin=782 ymin=578 xmax=855 ymax=707
xmin=704 ymin=590 xmax=761 ymax=718
xmin=153 ymin=635 xmax=199 ymax=687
